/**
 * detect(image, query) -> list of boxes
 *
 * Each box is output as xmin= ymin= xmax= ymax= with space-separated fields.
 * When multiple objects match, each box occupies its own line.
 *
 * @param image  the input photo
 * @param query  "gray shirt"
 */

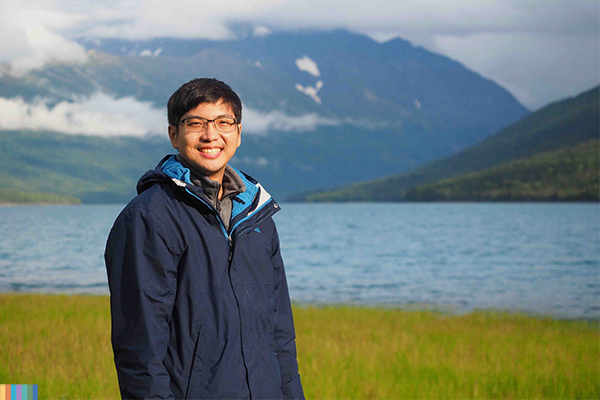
xmin=176 ymin=154 xmax=246 ymax=231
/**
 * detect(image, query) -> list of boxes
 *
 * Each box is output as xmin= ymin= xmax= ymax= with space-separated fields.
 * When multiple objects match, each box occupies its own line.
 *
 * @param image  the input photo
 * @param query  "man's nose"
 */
xmin=200 ymin=122 xmax=219 ymax=141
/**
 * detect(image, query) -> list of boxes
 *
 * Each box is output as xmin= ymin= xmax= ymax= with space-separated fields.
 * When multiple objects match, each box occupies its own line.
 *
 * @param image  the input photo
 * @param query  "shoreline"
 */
xmin=1 ymin=292 xmax=597 ymax=322
xmin=0 ymin=202 xmax=80 ymax=207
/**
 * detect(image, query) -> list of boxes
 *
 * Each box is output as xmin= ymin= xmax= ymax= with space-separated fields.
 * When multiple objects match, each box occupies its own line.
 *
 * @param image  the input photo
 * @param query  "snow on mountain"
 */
xmin=140 ymin=48 xmax=163 ymax=57
xmin=295 ymin=56 xmax=321 ymax=77
xmin=295 ymin=80 xmax=323 ymax=104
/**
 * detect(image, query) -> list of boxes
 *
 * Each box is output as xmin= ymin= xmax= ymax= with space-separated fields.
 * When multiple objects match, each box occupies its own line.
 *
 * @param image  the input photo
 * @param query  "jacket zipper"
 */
xmin=184 ymin=187 xmax=229 ymax=239
xmin=226 ymin=233 xmax=253 ymax=399
xmin=183 ymin=184 xmax=273 ymax=399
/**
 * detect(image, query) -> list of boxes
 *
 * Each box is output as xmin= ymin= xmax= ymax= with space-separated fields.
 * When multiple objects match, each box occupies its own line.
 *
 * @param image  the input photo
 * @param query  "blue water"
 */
xmin=0 ymin=203 xmax=598 ymax=319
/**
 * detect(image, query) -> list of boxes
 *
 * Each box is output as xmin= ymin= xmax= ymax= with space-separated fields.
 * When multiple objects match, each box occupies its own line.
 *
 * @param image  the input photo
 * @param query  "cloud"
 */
xmin=0 ymin=93 xmax=166 ymax=137
xmin=0 ymin=4 xmax=88 ymax=75
xmin=252 ymin=25 xmax=272 ymax=37
xmin=432 ymin=32 xmax=600 ymax=109
xmin=0 ymin=93 xmax=344 ymax=137
xmin=242 ymin=108 xmax=340 ymax=134
xmin=68 ymin=0 xmax=597 ymax=40
xmin=232 ymin=156 xmax=269 ymax=168
xmin=0 ymin=0 xmax=598 ymax=108
xmin=129 ymin=1 xmax=599 ymax=39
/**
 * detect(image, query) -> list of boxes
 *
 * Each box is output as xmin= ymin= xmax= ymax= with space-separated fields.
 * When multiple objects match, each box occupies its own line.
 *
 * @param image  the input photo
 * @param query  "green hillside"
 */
xmin=0 ymin=130 xmax=172 ymax=203
xmin=404 ymin=140 xmax=599 ymax=201
xmin=290 ymin=85 xmax=599 ymax=202
xmin=0 ymin=188 xmax=81 ymax=205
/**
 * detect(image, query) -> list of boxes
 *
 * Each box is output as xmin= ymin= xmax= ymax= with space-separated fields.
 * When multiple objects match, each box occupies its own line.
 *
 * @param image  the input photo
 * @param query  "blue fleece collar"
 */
xmin=161 ymin=155 xmax=192 ymax=185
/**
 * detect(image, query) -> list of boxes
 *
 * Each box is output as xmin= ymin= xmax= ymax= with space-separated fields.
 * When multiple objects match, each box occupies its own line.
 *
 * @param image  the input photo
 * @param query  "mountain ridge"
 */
xmin=404 ymin=140 xmax=599 ymax=202
xmin=288 ymin=85 xmax=599 ymax=202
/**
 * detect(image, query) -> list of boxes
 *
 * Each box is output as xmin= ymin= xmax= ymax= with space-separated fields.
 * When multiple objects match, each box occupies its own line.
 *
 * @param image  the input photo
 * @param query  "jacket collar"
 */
xmin=159 ymin=155 xmax=270 ymax=222
xmin=174 ymin=154 xmax=247 ymax=208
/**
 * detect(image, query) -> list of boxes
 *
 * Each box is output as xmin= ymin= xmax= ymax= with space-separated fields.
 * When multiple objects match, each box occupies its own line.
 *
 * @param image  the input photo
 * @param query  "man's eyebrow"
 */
xmin=184 ymin=113 xmax=235 ymax=119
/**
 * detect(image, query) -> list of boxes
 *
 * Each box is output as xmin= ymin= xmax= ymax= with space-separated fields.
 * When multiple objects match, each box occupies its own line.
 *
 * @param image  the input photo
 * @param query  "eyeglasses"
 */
xmin=179 ymin=116 xmax=238 ymax=133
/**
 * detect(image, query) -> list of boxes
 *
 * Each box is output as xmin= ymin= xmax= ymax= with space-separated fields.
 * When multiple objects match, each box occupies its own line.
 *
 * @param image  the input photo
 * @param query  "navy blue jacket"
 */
xmin=105 ymin=155 xmax=304 ymax=399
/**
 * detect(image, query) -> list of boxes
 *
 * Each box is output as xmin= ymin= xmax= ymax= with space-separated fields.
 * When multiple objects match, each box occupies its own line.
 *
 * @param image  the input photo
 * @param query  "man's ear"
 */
xmin=236 ymin=124 xmax=242 ymax=148
xmin=168 ymin=125 xmax=179 ymax=149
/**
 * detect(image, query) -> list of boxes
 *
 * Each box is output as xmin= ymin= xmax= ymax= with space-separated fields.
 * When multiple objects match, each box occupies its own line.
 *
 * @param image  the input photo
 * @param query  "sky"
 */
xmin=0 ymin=0 xmax=598 ymax=136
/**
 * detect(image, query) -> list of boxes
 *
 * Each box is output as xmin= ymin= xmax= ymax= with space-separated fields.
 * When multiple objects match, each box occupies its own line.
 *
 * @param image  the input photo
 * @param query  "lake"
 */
xmin=0 ymin=203 xmax=598 ymax=319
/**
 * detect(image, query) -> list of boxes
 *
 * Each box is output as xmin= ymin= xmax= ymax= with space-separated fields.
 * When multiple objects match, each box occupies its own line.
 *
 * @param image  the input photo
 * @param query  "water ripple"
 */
xmin=0 ymin=203 xmax=598 ymax=319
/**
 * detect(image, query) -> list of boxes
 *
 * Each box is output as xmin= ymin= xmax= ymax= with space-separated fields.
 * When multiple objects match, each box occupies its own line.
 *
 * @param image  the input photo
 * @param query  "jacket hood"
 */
xmin=136 ymin=155 xmax=272 ymax=221
xmin=136 ymin=155 xmax=176 ymax=195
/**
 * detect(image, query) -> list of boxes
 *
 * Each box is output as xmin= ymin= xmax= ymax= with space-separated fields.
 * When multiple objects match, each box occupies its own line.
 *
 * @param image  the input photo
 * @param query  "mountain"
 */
xmin=0 ymin=130 xmax=171 ymax=203
xmin=74 ymin=31 xmax=526 ymax=139
xmin=0 ymin=188 xmax=80 ymax=205
xmin=404 ymin=140 xmax=599 ymax=201
xmin=289 ymin=85 xmax=599 ymax=202
xmin=0 ymin=30 xmax=529 ymax=201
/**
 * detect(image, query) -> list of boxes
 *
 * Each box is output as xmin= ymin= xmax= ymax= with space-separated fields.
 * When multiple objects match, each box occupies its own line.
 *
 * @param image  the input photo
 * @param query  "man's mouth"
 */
xmin=199 ymin=148 xmax=221 ymax=155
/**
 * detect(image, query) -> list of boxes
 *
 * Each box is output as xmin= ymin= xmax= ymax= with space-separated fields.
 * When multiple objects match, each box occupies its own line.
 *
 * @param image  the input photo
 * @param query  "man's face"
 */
xmin=168 ymin=100 xmax=241 ymax=183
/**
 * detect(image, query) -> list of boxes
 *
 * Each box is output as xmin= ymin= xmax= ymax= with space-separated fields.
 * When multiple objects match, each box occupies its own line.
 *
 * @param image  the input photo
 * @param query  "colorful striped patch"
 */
xmin=0 ymin=385 xmax=38 ymax=400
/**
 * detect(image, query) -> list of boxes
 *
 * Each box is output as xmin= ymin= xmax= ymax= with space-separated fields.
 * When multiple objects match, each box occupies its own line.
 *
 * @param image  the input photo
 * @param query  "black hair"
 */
xmin=167 ymin=78 xmax=242 ymax=126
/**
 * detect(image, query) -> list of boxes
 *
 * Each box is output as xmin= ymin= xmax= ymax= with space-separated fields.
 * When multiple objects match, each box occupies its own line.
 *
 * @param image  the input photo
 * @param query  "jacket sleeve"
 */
xmin=104 ymin=207 xmax=179 ymax=400
xmin=271 ymin=224 xmax=305 ymax=400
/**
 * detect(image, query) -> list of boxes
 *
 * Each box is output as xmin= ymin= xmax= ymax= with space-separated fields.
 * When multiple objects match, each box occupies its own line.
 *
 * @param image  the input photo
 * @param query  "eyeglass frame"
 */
xmin=177 ymin=116 xmax=240 ymax=134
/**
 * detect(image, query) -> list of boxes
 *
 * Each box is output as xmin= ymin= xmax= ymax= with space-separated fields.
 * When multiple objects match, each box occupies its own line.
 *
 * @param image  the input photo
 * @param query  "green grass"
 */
xmin=0 ymin=294 xmax=598 ymax=399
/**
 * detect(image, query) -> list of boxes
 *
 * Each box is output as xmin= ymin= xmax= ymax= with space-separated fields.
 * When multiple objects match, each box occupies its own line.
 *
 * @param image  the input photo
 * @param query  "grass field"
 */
xmin=0 ymin=293 xmax=598 ymax=399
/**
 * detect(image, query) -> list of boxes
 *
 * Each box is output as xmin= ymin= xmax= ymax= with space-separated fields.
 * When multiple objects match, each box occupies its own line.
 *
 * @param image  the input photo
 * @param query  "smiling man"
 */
xmin=104 ymin=78 xmax=304 ymax=399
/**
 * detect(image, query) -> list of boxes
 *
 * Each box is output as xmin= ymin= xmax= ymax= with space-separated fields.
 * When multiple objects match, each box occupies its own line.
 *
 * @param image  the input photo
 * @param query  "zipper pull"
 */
xmin=227 ymin=235 xmax=233 ymax=264
xmin=228 ymin=235 xmax=234 ymax=262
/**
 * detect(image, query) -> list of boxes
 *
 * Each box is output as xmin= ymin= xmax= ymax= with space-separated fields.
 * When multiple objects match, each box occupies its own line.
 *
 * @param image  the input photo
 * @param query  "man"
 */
xmin=104 ymin=78 xmax=304 ymax=399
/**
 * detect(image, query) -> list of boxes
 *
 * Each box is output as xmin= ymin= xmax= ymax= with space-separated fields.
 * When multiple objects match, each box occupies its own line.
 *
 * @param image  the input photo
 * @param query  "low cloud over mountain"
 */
xmin=0 ymin=93 xmax=164 ymax=136
xmin=1 ymin=0 xmax=597 ymax=108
